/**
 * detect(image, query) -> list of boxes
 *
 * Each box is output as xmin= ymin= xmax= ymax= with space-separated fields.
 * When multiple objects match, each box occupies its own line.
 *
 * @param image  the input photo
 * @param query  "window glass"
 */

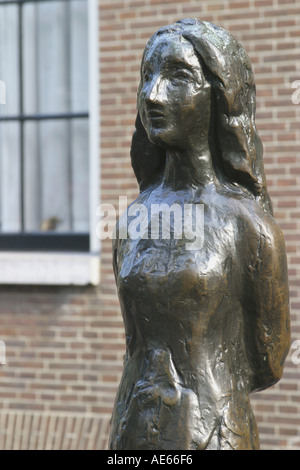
xmin=0 ymin=5 xmax=19 ymax=116
xmin=23 ymin=1 xmax=89 ymax=115
xmin=0 ymin=122 xmax=21 ymax=232
xmin=0 ymin=0 xmax=89 ymax=238
xmin=24 ymin=118 xmax=89 ymax=232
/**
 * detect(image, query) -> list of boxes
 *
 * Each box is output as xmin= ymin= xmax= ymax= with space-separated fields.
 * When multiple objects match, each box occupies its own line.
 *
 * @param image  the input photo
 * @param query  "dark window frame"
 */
xmin=0 ymin=0 xmax=90 ymax=252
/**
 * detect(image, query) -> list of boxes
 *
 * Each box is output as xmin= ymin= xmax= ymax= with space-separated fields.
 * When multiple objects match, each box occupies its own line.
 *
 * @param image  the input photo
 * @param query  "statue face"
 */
xmin=138 ymin=34 xmax=211 ymax=151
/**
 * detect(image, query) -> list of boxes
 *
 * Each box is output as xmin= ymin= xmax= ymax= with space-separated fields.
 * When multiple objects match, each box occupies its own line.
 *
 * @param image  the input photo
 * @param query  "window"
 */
xmin=0 ymin=0 xmax=100 ymax=284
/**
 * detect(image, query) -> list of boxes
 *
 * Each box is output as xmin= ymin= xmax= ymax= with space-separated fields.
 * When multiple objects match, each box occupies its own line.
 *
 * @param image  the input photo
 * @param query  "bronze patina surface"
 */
xmin=109 ymin=19 xmax=291 ymax=450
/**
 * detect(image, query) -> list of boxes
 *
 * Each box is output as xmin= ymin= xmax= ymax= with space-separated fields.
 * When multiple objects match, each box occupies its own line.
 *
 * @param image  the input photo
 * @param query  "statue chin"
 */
xmin=145 ymin=126 xmax=173 ymax=150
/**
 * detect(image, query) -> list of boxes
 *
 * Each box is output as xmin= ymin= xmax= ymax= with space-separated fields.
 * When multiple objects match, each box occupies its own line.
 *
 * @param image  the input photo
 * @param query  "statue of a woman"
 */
xmin=109 ymin=19 xmax=291 ymax=450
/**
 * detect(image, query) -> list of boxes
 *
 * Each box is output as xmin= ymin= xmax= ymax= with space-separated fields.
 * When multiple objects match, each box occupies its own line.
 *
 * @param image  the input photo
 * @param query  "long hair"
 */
xmin=131 ymin=18 xmax=273 ymax=214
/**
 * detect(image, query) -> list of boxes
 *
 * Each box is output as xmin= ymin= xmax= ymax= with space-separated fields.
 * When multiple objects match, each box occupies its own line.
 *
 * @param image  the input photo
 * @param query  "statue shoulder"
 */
xmin=234 ymin=199 xmax=287 ymax=273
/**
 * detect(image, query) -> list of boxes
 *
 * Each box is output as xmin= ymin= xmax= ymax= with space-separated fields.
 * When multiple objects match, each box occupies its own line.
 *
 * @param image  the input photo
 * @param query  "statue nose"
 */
xmin=146 ymin=76 xmax=165 ymax=105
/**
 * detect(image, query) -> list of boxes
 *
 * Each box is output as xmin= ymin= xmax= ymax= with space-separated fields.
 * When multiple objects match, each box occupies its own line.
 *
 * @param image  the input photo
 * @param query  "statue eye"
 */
xmin=170 ymin=69 xmax=193 ymax=82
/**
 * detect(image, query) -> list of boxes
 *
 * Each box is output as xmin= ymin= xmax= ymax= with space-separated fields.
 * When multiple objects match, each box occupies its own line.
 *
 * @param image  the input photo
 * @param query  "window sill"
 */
xmin=0 ymin=252 xmax=100 ymax=286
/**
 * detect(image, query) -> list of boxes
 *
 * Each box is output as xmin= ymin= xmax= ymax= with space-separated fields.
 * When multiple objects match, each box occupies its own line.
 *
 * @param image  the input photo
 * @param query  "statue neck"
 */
xmin=162 ymin=144 xmax=216 ymax=190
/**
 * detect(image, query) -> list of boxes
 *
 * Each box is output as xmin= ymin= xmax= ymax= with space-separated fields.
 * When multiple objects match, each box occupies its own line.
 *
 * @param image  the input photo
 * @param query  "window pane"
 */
xmin=23 ymin=120 xmax=40 ymax=232
xmin=0 ymin=0 xmax=89 ymax=239
xmin=70 ymin=0 xmax=89 ymax=112
xmin=24 ymin=119 xmax=71 ymax=232
xmin=24 ymin=118 xmax=89 ymax=233
xmin=71 ymin=119 xmax=89 ymax=232
xmin=0 ymin=5 xmax=19 ymax=116
xmin=23 ymin=0 xmax=88 ymax=115
xmin=0 ymin=122 xmax=21 ymax=232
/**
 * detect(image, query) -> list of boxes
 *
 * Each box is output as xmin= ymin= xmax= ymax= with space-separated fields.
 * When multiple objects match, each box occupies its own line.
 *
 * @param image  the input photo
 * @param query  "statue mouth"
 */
xmin=147 ymin=108 xmax=165 ymax=120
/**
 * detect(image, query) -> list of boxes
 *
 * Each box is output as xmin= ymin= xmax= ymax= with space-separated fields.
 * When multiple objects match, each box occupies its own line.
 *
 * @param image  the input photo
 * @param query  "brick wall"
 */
xmin=0 ymin=0 xmax=299 ymax=450
xmin=0 ymin=285 xmax=118 ymax=449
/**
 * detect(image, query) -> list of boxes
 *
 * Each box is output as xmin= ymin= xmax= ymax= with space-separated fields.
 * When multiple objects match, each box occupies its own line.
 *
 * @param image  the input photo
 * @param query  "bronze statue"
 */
xmin=109 ymin=19 xmax=291 ymax=450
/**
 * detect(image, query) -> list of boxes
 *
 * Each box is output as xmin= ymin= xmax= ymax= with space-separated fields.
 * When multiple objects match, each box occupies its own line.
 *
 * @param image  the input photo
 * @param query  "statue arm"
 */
xmin=245 ymin=216 xmax=291 ymax=393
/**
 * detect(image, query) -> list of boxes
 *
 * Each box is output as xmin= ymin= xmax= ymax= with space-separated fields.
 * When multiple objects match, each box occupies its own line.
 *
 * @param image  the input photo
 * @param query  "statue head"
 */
xmin=138 ymin=29 xmax=212 ymax=155
xmin=131 ymin=19 xmax=272 ymax=213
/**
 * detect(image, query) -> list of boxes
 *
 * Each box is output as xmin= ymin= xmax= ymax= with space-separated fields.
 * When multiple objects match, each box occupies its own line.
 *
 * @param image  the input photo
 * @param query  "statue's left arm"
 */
xmin=244 ymin=215 xmax=291 ymax=393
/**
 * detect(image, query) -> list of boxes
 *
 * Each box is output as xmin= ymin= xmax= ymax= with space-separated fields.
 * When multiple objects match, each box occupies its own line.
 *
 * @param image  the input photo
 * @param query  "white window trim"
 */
xmin=0 ymin=0 xmax=100 ymax=286
xmin=0 ymin=252 xmax=100 ymax=286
